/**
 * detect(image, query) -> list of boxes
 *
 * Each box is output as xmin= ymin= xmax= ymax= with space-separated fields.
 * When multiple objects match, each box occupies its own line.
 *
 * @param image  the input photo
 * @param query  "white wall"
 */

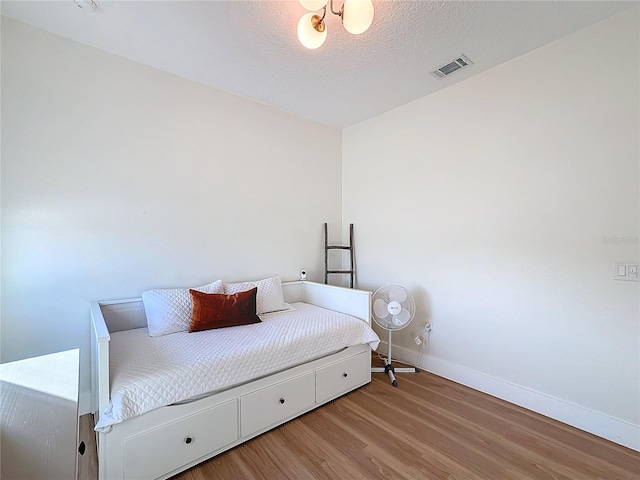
xmin=1 ymin=17 xmax=343 ymax=409
xmin=343 ymin=9 xmax=639 ymax=447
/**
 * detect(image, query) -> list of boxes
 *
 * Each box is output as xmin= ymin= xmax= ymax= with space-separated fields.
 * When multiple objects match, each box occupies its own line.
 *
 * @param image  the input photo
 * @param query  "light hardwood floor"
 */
xmin=79 ymin=360 xmax=640 ymax=480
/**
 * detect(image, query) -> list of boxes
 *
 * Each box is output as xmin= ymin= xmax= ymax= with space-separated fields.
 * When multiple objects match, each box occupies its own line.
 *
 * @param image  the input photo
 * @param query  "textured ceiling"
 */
xmin=1 ymin=1 xmax=635 ymax=128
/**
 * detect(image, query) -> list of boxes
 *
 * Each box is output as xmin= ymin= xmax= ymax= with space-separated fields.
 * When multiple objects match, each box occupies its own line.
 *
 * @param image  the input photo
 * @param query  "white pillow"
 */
xmin=142 ymin=280 xmax=223 ymax=337
xmin=224 ymin=276 xmax=287 ymax=315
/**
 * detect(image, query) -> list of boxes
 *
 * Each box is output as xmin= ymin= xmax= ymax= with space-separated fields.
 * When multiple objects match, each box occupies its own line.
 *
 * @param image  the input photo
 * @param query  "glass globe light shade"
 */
xmin=299 ymin=0 xmax=328 ymax=11
xmin=342 ymin=0 xmax=374 ymax=35
xmin=297 ymin=13 xmax=327 ymax=49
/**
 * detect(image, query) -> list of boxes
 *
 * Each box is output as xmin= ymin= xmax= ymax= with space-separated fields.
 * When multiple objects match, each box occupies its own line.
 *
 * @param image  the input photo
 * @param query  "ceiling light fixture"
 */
xmin=297 ymin=0 xmax=374 ymax=50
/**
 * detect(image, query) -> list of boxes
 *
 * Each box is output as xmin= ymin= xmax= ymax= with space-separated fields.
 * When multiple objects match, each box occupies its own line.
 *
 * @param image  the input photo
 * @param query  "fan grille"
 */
xmin=371 ymin=284 xmax=415 ymax=331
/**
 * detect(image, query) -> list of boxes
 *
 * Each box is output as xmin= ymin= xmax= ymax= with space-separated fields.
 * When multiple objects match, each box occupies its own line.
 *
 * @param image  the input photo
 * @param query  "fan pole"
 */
xmin=386 ymin=329 xmax=398 ymax=387
xmin=371 ymin=323 xmax=419 ymax=387
xmin=371 ymin=329 xmax=400 ymax=386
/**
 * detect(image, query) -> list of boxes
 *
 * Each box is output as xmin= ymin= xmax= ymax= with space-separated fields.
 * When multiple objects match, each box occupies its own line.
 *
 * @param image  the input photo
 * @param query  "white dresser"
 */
xmin=0 ymin=349 xmax=80 ymax=480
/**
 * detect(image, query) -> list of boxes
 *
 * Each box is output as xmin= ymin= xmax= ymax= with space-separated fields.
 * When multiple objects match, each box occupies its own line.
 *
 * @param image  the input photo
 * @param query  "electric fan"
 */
xmin=371 ymin=284 xmax=418 ymax=387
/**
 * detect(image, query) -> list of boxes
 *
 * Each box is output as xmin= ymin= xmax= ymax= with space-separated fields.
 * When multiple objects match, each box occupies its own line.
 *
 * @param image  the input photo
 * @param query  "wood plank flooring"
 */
xmin=79 ymin=359 xmax=640 ymax=480
xmin=78 ymin=404 xmax=99 ymax=480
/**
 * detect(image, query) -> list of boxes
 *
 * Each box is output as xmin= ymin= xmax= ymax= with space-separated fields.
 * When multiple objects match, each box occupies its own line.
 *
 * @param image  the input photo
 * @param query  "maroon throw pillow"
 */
xmin=188 ymin=287 xmax=261 ymax=333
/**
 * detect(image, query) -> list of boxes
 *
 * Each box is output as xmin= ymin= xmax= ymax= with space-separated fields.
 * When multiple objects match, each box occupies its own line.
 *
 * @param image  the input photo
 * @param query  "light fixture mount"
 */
xmin=298 ymin=0 xmax=374 ymax=49
xmin=312 ymin=14 xmax=326 ymax=33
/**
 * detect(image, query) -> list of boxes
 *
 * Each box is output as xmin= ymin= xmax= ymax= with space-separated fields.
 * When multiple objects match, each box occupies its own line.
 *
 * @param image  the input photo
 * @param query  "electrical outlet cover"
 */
xmin=614 ymin=262 xmax=640 ymax=282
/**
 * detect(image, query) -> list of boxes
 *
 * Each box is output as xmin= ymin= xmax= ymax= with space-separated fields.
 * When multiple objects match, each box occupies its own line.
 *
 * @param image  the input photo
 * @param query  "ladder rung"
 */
xmin=327 ymin=270 xmax=353 ymax=275
xmin=327 ymin=245 xmax=351 ymax=250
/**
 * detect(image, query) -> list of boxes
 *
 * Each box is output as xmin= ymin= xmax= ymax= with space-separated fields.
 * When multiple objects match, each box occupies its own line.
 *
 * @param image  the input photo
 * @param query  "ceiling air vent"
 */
xmin=429 ymin=54 xmax=473 ymax=79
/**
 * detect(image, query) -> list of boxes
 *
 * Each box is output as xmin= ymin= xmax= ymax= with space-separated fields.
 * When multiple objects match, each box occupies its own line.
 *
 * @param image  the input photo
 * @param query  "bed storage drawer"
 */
xmin=240 ymin=372 xmax=314 ymax=437
xmin=123 ymin=399 xmax=238 ymax=480
xmin=316 ymin=350 xmax=370 ymax=403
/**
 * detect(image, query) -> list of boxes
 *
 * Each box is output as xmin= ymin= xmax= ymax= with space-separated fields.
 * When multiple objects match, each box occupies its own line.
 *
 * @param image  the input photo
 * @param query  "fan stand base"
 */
xmin=371 ymin=357 xmax=418 ymax=387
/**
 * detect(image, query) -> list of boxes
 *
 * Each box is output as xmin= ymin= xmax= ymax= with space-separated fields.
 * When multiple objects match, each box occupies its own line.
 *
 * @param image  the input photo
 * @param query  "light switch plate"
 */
xmin=614 ymin=262 xmax=640 ymax=282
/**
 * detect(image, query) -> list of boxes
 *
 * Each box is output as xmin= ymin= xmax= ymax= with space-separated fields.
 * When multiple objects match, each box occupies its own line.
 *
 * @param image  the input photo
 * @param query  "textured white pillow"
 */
xmin=224 ymin=276 xmax=287 ymax=315
xmin=142 ymin=280 xmax=223 ymax=337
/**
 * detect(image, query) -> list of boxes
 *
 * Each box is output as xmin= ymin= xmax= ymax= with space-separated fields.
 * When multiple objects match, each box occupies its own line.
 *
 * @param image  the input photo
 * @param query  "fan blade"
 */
xmin=395 ymin=308 xmax=411 ymax=325
xmin=388 ymin=286 xmax=407 ymax=303
xmin=373 ymin=298 xmax=390 ymax=319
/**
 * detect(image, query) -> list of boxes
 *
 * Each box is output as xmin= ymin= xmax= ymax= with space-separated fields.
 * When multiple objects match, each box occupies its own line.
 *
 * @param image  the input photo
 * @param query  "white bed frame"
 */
xmin=90 ymin=281 xmax=372 ymax=480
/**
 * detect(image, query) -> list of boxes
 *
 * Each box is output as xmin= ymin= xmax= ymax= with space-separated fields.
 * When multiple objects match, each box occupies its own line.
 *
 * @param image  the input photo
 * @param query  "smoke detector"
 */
xmin=429 ymin=54 xmax=473 ymax=79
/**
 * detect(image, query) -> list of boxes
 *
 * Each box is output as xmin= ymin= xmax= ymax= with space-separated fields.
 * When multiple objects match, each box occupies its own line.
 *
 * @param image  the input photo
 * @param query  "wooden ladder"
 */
xmin=324 ymin=223 xmax=355 ymax=288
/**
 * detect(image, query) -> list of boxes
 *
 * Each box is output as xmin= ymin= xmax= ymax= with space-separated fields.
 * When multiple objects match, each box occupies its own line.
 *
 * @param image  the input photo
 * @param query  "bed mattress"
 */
xmin=95 ymin=302 xmax=379 ymax=432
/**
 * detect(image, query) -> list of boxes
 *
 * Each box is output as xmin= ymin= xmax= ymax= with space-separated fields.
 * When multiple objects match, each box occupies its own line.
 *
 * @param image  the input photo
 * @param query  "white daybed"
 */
xmin=90 ymin=281 xmax=373 ymax=480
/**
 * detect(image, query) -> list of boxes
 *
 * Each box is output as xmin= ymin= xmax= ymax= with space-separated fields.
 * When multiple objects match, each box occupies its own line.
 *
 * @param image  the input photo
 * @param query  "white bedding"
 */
xmin=95 ymin=302 xmax=379 ymax=432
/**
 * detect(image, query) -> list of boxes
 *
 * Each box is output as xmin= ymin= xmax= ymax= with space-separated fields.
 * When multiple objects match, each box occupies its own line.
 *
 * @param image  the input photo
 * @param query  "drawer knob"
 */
xmin=279 ymin=398 xmax=285 ymax=404
xmin=184 ymin=436 xmax=193 ymax=445
xmin=343 ymin=372 xmax=348 ymax=378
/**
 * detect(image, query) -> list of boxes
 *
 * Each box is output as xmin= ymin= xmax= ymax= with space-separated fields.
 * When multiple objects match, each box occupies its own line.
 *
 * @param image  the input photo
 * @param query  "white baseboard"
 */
xmin=79 ymin=391 xmax=92 ymax=416
xmin=377 ymin=341 xmax=640 ymax=452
